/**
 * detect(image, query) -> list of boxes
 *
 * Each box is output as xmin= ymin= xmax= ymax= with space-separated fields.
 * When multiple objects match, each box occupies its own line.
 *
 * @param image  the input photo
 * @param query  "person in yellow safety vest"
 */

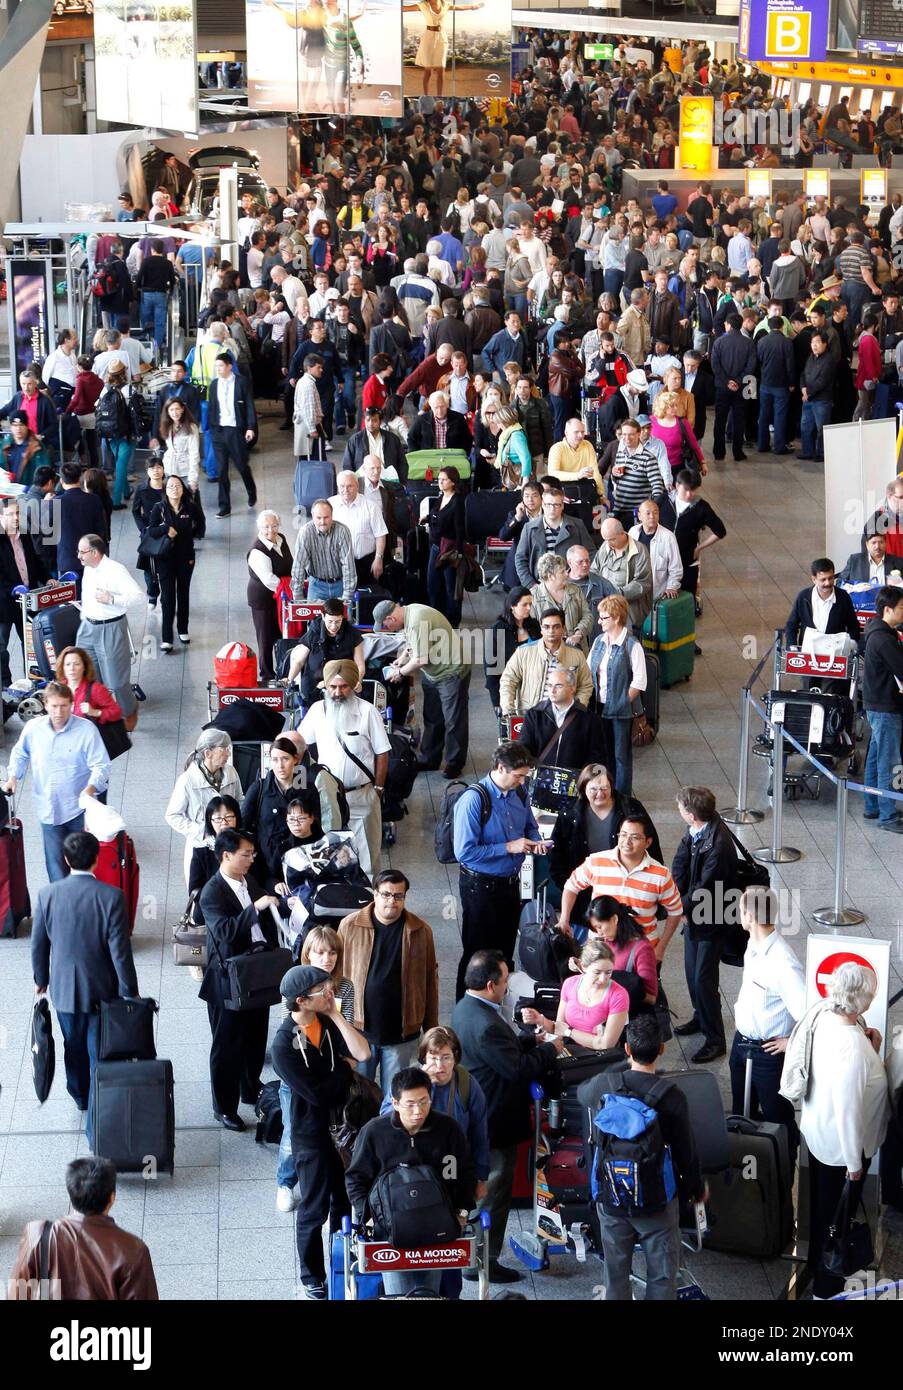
xmin=190 ymin=324 xmax=237 ymax=390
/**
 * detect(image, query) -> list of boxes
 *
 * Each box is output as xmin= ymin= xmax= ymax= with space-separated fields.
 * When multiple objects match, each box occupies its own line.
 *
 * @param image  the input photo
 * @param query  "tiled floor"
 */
xmin=2 ymin=412 xmax=901 ymax=1301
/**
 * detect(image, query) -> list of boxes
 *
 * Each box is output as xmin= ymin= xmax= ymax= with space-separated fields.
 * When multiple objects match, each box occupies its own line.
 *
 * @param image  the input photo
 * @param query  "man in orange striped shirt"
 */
xmin=557 ymin=814 xmax=683 ymax=962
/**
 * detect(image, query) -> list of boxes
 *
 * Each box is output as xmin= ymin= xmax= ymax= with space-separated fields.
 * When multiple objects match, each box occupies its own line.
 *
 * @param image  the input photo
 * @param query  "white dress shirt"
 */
xmin=41 ymin=347 xmax=78 ymax=387
xmin=734 ymin=930 xmax=807 ymax=1040
xmin=217 ymin=375 xmax=237 ymax=428
xmin=329 ymin=494 xmax=387 ymax=560
xmin=247 ymin=537 xmax=291 ymax=592
xmin=448 ymin=373 xmax=470 ymax=415
xmin=297 ymin=698 xmax=391 ymax=791
xmin=801 ymin=1012 xmax=890 ymax=1171
xmin=594 ymin=628 xmax=647 ymax=702
xmin=80 ymin=554 xmax=143 ymax=622
xmin=629 ymin=523 xmax=683 ymax=599
xmin=221 ymin=869 xmax=266 ymax=943
xmin=810 ymin=585 xmax=836 ymax=633
xmin=869 ymin=559 xmax=886 ymax=584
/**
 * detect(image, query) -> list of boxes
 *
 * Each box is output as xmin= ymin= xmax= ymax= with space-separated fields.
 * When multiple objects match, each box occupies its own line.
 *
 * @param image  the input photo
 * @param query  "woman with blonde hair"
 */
xmin=660 ymin=365 xmax=695 ymax=429
xmin=651 ymin=389 xmax=705 ymax=482
xmin=493 ymin=404 xmax=533 ymax=489
xmin=521 ymin=937 xmax=630 ymax=1051
xmin=588 ymin=593 xmax=647 ymax=796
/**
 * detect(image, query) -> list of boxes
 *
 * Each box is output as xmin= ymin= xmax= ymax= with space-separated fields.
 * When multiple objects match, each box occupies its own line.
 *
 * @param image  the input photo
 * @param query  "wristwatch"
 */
xmin=375 ymin=786 xmax=384 ymax=795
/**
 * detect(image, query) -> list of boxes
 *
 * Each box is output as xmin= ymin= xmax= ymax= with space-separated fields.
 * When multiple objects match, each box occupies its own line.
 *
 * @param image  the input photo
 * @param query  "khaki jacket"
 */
xmin=338 ymin=903 xmax=439 ymax=1039
xmin=499 ymin=639 xmax=593 ymax=715
xmin=616 ymin=305 xmax=651 ymax=367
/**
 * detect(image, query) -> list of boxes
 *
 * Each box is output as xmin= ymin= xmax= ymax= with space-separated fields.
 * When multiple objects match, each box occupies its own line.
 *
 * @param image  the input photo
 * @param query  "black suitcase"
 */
xmin=355 ymin=586 xmax=393 ymax=626
xmin=31 ymin=602 xmax=81 ymax=680
xmin=273 ymin=637 xmax=296 ymax=681
xmin=98 ymin=997 xmax=158 ymax=1062
xmin=229 ymin=739 xmax=271 ymax=793
xmin=383 ymin=730 xmax=418 ymax=816
xmin=92 ymin=1058 xmax=175 ymax=1174
xmin=641 ymin=649 xmax=660 ymax=734
xmin=516 ymin=899 xmax=572 ymax=982
xmin=465 ymin=489 xmax=515 ymax=545
xmin=764 ymin=688 xmax=854 ymax=758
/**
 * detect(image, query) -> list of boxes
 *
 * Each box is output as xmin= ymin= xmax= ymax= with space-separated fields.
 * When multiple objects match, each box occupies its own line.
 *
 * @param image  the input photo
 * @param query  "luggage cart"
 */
xmin=339 ymin=1211 xmax=492 ymax=1300
xmin=2 ymin=578 xmax=80 ymax=721
xmin=753 ymin=644 xmax=860 ymax=798
xmin=509 ymin=1084 xmax=593 ymax=1272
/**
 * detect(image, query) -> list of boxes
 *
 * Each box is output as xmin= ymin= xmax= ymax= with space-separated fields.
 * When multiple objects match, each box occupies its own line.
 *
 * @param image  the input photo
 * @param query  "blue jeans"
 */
xmin=757 ymin=385 xmax=789 ymax=453
xmin=140 ymin=290 xmax=168 ymax=353
xmin=800 ymin=399 xmax=831 ymax=461
xmin=41 ymin=814 xmax=85 ymax=882
xmin=508 ymin=293 xmax=527 ymax=321
xmin=276 ymin=1080 xmax=296 ymax=1188
xmin=359 ymin=1037 xmax=419 ymax=1099
xmin=603 ymin=269 xmax=625 ymax=303
xmin=307 ymin=578 xmax=343 ymax=603
xmin=841 ymin=281 xmax=871 ymax=331
xmin=57 ymin=1010 xmax=99 ymax=1144
xmin=604 ymin=716 xmax=634 ymax=797
xmin=864 ymin=710 xmax=903 ymax=823
xmin=549 ymin=393 xmax=571 ymax=443
xmin=106 ymin=437 xmax=135 ymax=506
xmin=382 ymin=1269 xmax=443 ymax=1296
xmin=334 ymin=366 xmax=357 ymax=430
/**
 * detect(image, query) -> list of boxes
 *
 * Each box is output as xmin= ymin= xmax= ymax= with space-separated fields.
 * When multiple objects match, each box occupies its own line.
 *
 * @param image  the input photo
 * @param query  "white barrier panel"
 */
xmin=823 ymin=417 xmax=898 ymax=569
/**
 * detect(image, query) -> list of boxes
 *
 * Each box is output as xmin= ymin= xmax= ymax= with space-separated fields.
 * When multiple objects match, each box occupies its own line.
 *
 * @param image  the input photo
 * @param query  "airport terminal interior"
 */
xmin=1 ymin=0 xmax=903 ymax=1334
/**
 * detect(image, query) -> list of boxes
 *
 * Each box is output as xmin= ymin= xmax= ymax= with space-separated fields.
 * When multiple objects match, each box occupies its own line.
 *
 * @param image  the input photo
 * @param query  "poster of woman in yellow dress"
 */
xmin=402 ymin=0 xmax=510 ymax=100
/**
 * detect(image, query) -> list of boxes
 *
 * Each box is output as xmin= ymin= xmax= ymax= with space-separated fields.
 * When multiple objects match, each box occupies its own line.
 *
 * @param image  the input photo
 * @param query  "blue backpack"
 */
xmin=592 ymin=1076 xmax=677 ymax=1214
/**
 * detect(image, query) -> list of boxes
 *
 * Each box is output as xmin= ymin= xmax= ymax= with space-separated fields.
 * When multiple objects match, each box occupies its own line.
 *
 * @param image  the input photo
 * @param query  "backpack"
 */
xmin=434 ymin=780 xmax=528 ymax=864
xmin=90 ymin=260 xmax=119 ymax=301
xmin=367 ymin=1161 xmax=459 ymax=1248
xmin=328 ymin=1072 xmax=383 ymax=1170
xmin=308 ymin=761 xmax=350 ymax=831
xmin=591 ymin=1076 xmax=677 ymax=1214
xmin=94 ymin=386 xmax=132 ymax=441
xmin=254 ymin=1079 xmax=283 ymax=1145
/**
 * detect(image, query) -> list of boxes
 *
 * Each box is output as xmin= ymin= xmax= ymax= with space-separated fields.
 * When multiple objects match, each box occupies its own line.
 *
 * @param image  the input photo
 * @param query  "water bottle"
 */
xmin=385 ymin=704 xmax=393 ymax=734
xmin=549 ymin=1099 xmax=561 ymax=1131
xmin=352 ymin=588 xmax=360 ymax=622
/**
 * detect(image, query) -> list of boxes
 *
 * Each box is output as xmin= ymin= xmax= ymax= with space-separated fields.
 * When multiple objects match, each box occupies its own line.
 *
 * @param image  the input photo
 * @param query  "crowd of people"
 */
xmin=3 ymin=29 xmax=903 ymax=1306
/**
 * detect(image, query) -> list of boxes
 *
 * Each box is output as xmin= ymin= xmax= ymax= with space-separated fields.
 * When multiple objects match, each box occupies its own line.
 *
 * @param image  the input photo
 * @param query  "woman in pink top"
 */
xmin=651 ymin=389 xmax=705 ymax=481
xmin=586 ymin=894 xmax=658 ymax=1006
xmin=522 ymin=939 xmax=629 ymax=1050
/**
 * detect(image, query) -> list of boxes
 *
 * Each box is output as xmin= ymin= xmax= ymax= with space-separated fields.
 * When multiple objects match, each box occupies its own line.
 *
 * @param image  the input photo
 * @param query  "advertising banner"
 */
xmin=93 ymin=1 xmax=198 ymax=134
xmin=804 ymin=168 xmax=830 ymax=199
xmin=678 ymin=95 xmax=714 ymax=174
xmin=247 ymin=0 xmax=402 ymax=116
xmin=738 ymin=0 xmax=829 ymax=62
xmin=402 ymin=0 xmax=511 ymax=101
xmin=6 ymin=258 xmax=54 ymax=383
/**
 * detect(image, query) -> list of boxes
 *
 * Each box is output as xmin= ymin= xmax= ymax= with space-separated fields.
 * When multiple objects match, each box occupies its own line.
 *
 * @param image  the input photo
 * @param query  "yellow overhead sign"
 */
xmin=678 ymin=96 xmax=715 ymax=174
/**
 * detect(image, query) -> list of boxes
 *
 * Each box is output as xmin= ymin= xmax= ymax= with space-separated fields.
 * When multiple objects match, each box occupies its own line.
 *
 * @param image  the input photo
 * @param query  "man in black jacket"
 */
xmin=406 ymin=390 xmax=472 ymax=453
xmin=671 ymin=787 xmax=739 ymax=1063
xmin=861 ymin=585 xmax=903 ymax=830
xmin=785 ymin=557 xmax=862 ymax=649
xmin=206 ymin=354 xmax=258 ymax=517
xmin=755 ymin=316 xmax=796 ymax=455
xmin=345 ymin=1065 xmax=476 ymax=1297
xmin=451 ymin=949 xmax=562 ymax=1283
xmin=149 ymin=360 xmax=202 ymax=448
xmin=839 ymin=533 xmax=903 ymax=588
xmin=0 ymin=497 xmax=47 ymax=685
xmin=799 ymin=332 xmax=836 ymax=462
xmin=710 ymin=314 xmax=757 ymax=461
xmin=342 ymin=410 xmax=408 ymax=483
xmin=272 ymin=964 xmax=370 ymax=1301
xmin=518 ymin=667 xmax=605 ymax=770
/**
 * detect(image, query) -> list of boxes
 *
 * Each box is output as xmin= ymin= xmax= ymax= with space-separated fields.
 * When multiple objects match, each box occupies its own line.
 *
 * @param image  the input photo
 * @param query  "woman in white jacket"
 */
xmin=165 ymin=729 xmax=243 ymax=882
xmin=799 ymin=962 xmax=890 ymax=1299
xmin=158 ymin=398 xmax=201 ymax=492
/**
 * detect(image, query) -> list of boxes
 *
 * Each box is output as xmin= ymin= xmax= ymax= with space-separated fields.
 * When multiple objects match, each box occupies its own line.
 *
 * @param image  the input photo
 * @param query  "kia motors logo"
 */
xmin=371 ymin=1248 xmax=402 ymax=1265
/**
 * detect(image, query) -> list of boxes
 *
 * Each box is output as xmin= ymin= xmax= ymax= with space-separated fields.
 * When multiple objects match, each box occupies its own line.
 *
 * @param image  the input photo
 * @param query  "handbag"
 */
xmin=137 ymin=529 xmax=173 ymax=560
xmin=224 ymin=942 xmax=293 ymax=1012
xmin=172 ymin=892 xmax=208 ymax=967
xmin=823 ymin=1180 xmax=874 ymax=1279
xmin=97 ymin=996 xmax=158 ymax=1061
xmin=631 ymin=712 xmax=656 ymax=747
xmin=94 ymin=708 xmax=132 ymax=761
xmin=31 ymin=996 xmax=55 ymax=1104
xmin=719 ymin=825 xmax=771 ymax=967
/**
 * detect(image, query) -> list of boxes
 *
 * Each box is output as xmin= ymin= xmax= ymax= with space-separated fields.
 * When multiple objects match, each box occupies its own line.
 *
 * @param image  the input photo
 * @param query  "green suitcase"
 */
xmin=642 ymin=591 xmax=695 ymax=686
xmin=405 ymin=448 xmax=472 ymax=481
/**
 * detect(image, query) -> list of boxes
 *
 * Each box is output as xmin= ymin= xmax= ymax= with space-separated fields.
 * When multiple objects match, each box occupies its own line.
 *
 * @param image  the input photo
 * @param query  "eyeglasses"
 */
xmin=210 ymin=814 xmax=237 ymax=826
xmin=376 ymin=890 xmax=406 ymax=902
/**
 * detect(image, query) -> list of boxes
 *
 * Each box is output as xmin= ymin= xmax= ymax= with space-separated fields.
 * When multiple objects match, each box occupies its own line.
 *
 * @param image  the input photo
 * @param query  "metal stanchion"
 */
xmin=812 ymin=774 xmax=866 ymax=928
xmin=753 ymin=718 xmax=802 ymax=864
xmin=721 ymin=687 xmax=764 ymax=825
xmin=771 ymin=629 xmax=782 ymax=693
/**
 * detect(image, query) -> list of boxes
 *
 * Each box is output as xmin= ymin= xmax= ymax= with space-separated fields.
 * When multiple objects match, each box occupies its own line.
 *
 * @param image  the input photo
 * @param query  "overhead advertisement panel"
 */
xmin=247 ymin=0 xmax=403 ymax=117
xmin=402 ymin=0 xmax=511 ymax=101
xmin=94 ymin=1 xmax=199 ymax=134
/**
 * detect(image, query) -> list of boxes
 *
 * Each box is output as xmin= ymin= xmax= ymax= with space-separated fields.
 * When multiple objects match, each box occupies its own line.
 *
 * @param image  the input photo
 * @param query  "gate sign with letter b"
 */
xmin=740 ymin=0 xmax=829 ymax=62
xmin=766 ymin=9 xmax=810 ymax=55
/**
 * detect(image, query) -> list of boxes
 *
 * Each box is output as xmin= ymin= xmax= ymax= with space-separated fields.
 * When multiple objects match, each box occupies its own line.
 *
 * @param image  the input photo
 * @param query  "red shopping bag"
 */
xmin=274 ymin=577 xmax=303 ymax=639
xmin=214 ymin=641 xmax=258 ymax=689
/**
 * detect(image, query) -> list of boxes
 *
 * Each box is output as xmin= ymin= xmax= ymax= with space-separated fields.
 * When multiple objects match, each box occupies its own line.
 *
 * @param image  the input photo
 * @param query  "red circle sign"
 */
xmin=815 ymin=951 xmax=874 ymax=998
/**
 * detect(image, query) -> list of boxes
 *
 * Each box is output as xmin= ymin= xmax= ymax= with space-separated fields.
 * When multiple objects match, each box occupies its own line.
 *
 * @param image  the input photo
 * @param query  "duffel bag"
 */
xmin=385 ymin=731 xmax=418 ymax=803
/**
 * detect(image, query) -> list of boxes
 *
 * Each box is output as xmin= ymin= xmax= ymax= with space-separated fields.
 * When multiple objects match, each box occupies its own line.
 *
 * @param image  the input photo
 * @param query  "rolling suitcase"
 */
xmin=632 ymin=649 xmax=660 ymax=746
xmin=95 ymin=832 xmax=140 ymax=934
xmin=764 ymin=687 xmax=855 ymax=758
xmin=702 ymin=1056 xmax=793 ymax=1258
xmin=31 ymin=602 xmax=81 ymax=680
xmin=230 ymin=740 xmax=270 ymax=793
xmin=0 ymin=798 xmax=30 ymax=938
xmin=464 ymin=489 xmax=515 ymax=546
xmin=383 ymin=730 xmax=418 ymax=819
xmin=92 ymin=1058 xmax=175 ymax=1174
xmin=293 ymin=437 xmax=336 ymax=514
xmin=642 ymin=592 xmax=695 ymax=687
xmin=354 ymin=586 xmax=393 ymax=626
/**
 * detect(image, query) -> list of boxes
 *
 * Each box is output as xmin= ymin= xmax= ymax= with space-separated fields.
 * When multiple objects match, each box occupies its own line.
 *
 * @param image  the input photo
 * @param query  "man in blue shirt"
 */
xmin=482 ymin=312 xmax=529 ymax=382
xmin=436 ymin=218 xmax=465 ymax=278
xmin=651 ymin=181 xmax=677 ymax=222
xmin=4 ymin=681 xmax=109 ymax=882
xmin=452 ymin=741 xmax=548 ymax=999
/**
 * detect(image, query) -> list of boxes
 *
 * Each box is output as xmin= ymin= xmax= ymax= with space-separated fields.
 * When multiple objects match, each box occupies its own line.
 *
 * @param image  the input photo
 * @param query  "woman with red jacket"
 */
xmin=56 ymin=646 xmax=122 ymax=724
xmin=66 ymin=355 xmax=104 ymax=468
xmin=360 ymin=352 xmax=393 ymax=424
xmin=854 ymin=317 xmax=882 ymax=421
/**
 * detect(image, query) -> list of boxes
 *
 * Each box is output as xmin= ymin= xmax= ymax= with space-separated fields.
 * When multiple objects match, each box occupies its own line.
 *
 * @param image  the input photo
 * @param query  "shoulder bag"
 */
xmin=222 ymin=941 xmax=293 ymax=1012
xmin=137 ymin=528 xmax=173 ymax=560
xmin=172 ymin=892 xmax=208 ymax=967
xmin=98 ymin=996 xmax=158 ymax=1061
xmin=823 ymin=1180 xmax=874 ymax=1279
xmin=90 ymin=687 xmax=131 ymax=761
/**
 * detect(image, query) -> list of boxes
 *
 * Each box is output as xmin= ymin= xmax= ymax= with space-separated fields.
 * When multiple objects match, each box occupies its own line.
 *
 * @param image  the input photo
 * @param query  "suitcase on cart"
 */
xmin=0 ymin=800 xmax=30 ymax=937
xmin=92 ymin=1058 xmax=175 ymax=1174
xmin=464 ymin=489 xmax=516 ymax=546
xmin=293 ymin=439 xmax=336 ymax=514
xmin=31 ymin=602 xmax=81 ymax=680
xmin=95 ymin=832 xmax=140 ymax=934
xmin=405 ymin=448 xmax=471 ymax=481
xmin=642 ymin=592 xmax=695 ymax=687
xmin=764 ymin=688 xmax=855 ymax=758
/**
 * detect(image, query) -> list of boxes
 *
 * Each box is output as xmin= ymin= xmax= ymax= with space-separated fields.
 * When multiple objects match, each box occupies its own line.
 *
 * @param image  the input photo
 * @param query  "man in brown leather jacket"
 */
xmin=8 ymin=1157 xmax=158 ymax=1300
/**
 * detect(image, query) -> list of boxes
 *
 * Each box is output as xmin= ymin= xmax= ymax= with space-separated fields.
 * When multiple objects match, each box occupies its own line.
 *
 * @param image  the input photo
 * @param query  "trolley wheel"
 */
xmin=382 ymin=822 xmax=397 ymax=846
xmin=17 ymin=693 xmax=46 ymax=722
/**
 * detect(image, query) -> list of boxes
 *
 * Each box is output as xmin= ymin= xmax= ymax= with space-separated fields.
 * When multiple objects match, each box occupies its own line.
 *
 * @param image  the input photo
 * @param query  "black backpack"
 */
xmin=434 ymin=780 xmax=527 ymax=864
xmin=95 ymin=386 xmax=132 ymax=441
xmin=591 ymin=1076 xmax=677 ymax=1215
xmin=254 ymin=1079 xmax=283 ymax=1145
xmin=368 ymin=1161 xmax=459 ymax=1248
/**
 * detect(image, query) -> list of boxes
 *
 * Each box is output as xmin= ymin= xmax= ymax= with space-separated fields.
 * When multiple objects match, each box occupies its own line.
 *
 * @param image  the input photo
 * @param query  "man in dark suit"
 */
xmin=518 ymin=667 xmax=605 ymax=770
xmin=407 ymin=391 xmax=472 ymax=454
xmin=199 ymin=829 xmax=283 ymax=1131
xmin=785 ymin=557 xmax=863 ymax=650
xmin=0 ymin=497 xmax=47 ymax=685
xmin=57 ymin=461 xmax=107 ymax=592
xmin=671 ymin=787 xmax=740 ymax=1065
xmin=433 ymin=299 xmax=474 ymax=368
xmin=451 ymin=949 xmax=562 ymax=1285
xmin=341 ymin=407 xmax=409 ymax=483
xmin=838 ymin=533 xmax=903 ymax=588
xmin=31 ymin=831 xmax=138 ymax=1139
xmin=148 ymin=360 xmax=202 ymax=446
xmin=682 ymin=351 xmax=714 ymax=442
xmin=206 ymin=353 xmax=258 ymax=518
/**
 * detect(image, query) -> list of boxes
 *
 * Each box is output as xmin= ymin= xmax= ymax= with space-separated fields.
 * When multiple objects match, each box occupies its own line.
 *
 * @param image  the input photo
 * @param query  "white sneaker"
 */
xmin=276 ymin=1186 xmax=298 ymax=1212
xmin=188 ymin=965 xmax=204 ymax=982
xmin=178 ymin=633 xmax=190 ymax=644
xmin=160 ymin=641 xmax=173 ymax=652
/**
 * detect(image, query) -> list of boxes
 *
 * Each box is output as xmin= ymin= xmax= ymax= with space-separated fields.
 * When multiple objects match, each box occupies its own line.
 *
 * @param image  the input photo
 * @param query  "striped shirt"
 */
xmin=564 ymin=849 xmax=683 ymax=940
xmin=291 ymin=519 xmax=357 ymax=601
xmin=611 ymin=443 xmax=664 ymax=509
xmin=835 ymin=245 xmax=874 ymax=286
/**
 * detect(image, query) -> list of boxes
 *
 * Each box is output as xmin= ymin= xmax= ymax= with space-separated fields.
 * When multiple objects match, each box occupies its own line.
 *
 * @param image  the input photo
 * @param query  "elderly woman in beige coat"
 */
xmin=531 ymin=552 xmax=593 ymax=653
